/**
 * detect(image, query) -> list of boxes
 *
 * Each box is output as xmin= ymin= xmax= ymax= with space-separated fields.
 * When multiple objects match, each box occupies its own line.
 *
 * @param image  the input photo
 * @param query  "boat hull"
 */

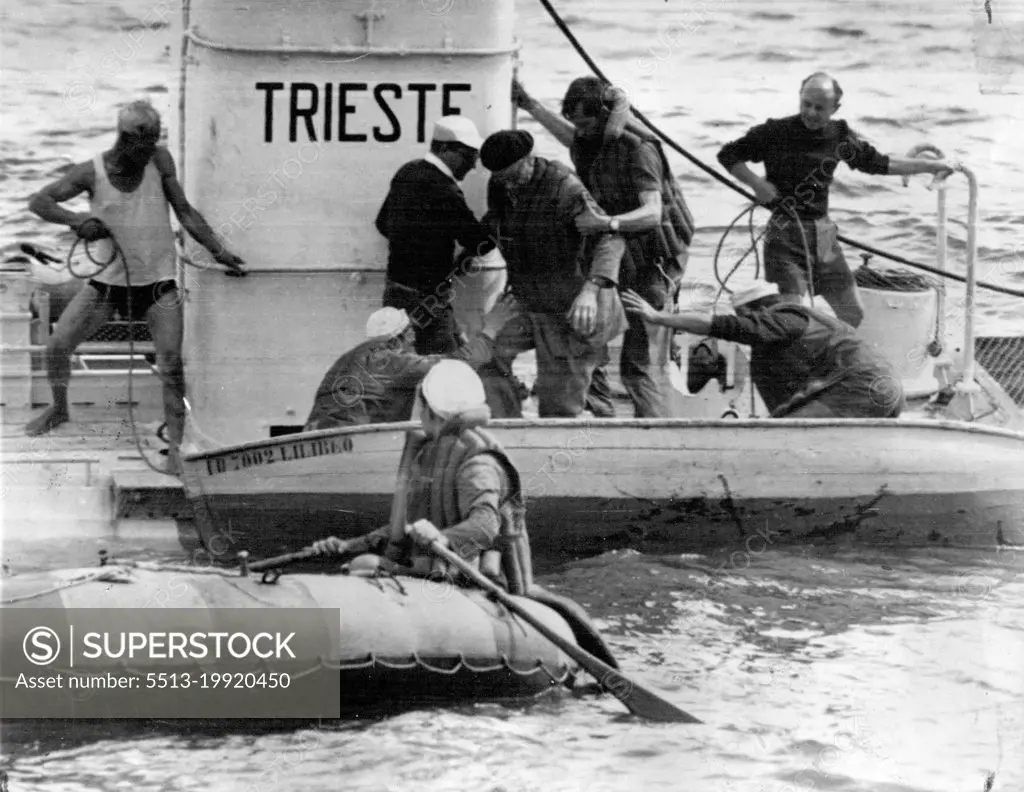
xmin=180 ymin=417 xmax=1024 ymax=565
xmin=0 ymin=566 xmax=580 ymax=712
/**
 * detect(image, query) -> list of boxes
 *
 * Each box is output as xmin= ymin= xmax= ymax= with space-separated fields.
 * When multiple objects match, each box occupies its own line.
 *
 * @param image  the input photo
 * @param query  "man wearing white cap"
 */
xmin=25 ymin=99 xmax=246 ymax=474
xmin=375 ymin=114 xmax=497 ymax=356
xmin=303 ymin=302 xmax=524 ymax=431
xmin=312 ymin=359 xmax=533 ymax=594
xmin=621 ymin=281 xmax=904 ymax=418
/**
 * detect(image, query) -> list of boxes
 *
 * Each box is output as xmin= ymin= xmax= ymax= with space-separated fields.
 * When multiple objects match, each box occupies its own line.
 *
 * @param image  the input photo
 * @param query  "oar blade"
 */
xmin=428 ymin=540 xmax=702 ymax=725
xmin=596 ymin=668 xmax=702 ymax=724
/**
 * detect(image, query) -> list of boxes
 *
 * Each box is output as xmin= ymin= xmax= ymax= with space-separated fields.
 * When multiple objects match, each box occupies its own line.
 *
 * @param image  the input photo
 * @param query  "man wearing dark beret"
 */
xmin=478 ymin=129 xmax=628 ymax=417
xmin=515 ymin=76 xmax=689 ymax=419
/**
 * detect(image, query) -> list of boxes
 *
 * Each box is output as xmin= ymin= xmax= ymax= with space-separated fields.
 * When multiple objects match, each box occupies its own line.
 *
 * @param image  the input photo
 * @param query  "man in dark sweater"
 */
xmin=375 ymin=115 xmax=497 ymax=355
xmin=621 ymin=281 xmax=904 ymax=419
xmin=717 ymin=72 xmax=952 ymax=328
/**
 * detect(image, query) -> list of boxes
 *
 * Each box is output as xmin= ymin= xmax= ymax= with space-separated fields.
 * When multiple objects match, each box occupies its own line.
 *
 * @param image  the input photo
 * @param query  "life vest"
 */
xmin=384 ymin=426 xmax=533 ymax=595
xmin=571 ymin=128 xmax=695 ymax=273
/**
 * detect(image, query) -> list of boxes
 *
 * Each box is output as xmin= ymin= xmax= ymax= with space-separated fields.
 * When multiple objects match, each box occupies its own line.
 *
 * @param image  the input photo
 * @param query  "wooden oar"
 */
xmin=247 ymin=547 xmax=319 ymax=573
xmin=428 ymin=540 xmax=702 ymax=724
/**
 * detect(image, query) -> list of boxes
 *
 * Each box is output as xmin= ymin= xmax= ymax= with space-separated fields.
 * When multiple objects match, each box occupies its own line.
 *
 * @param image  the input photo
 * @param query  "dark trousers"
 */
xmin=493 ymin=306 xmax=603 ymax=418
xmin=382 ymin=279 xmax=461 ymax=355
xmin=588 ymin=264 xmax=684 ymax=418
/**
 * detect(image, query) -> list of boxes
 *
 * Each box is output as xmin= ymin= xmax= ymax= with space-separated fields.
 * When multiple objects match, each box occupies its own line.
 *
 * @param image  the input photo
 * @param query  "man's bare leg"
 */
xmin=146 ymin=286 xmax=185 ymax=475
xmin=25 ymin=283 xmax=114 ymax=436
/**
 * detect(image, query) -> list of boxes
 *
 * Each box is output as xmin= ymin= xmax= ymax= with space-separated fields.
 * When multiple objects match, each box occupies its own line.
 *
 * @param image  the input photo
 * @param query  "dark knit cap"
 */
xmin=480 ymin=130 xmax=534 ymax=172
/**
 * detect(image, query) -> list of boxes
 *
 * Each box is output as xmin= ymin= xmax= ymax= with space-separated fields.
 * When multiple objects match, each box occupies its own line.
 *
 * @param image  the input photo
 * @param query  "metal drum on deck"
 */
xmin=170 ymin=0 xmax=517 ymax=446
xmin=857 ymin=285 xmax=940 ymax=398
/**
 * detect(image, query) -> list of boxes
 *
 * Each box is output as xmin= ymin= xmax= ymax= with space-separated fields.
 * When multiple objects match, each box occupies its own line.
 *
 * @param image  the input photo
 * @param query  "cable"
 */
xmin=533 ymin=0 xmax=1024 ymax=301
xmin=66 ymin=220 xmax=177 ymax=476
xmin=711 ymin=201 xmax=817 ymax=307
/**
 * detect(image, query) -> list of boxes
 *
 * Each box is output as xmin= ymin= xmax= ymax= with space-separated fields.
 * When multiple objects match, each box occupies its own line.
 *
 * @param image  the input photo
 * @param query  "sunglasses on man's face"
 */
xmin=122 ymin=128 xmax=160 ymax=144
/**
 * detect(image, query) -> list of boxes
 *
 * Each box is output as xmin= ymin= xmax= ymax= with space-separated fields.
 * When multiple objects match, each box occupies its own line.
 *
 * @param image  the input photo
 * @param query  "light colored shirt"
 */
xmin=89 ymin=154 xmax=176 ymax=287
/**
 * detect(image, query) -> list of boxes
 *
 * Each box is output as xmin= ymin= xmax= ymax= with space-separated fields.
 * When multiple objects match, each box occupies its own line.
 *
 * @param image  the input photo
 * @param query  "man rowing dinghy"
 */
xmin=302 ymin=304 xmax=524 ymax=431
xmin=24 ymin=100 xmax=246 ymax=474
xmin=621 ymin=281 xmax=904 ymax=418
xmin=717 ymin=72 xmax=953 ymax=328
xmin=312 ymin=359 xmax=533 ymax=593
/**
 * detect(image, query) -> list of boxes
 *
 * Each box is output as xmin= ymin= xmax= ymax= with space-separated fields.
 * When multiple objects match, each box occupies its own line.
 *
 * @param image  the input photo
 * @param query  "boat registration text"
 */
xmin=204 ymin=436 xmax=355 ymax=476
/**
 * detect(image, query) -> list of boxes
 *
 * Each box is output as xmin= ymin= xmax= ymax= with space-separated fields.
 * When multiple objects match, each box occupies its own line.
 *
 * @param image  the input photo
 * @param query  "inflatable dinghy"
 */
xmin=0 ymin=561 xmax=617 ymax=712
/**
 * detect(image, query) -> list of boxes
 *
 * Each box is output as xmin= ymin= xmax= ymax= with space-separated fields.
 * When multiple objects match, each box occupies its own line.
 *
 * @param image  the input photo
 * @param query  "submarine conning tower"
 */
xmin=170 ymin=0 xmax=518 ymax=447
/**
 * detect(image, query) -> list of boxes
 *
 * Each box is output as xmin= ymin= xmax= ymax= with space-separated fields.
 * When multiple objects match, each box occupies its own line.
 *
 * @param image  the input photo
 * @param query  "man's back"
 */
xmin=744 ymin=303 xmax=900 ymax=416
xmin=376 ymin=159 xmax=477 ymax=293
xmin=305 ymin=339 xmax=431 ymax=429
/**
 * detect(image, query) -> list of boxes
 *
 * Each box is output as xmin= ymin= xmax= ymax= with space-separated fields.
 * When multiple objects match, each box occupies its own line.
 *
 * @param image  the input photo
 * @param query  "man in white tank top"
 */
xmin=25 ymin=100 xmax=246 ymax=475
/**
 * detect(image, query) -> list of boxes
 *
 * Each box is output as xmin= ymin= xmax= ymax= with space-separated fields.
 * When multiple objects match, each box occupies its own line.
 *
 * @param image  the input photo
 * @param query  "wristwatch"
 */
xmin=608 ymin=217 xmax=620 ymax=233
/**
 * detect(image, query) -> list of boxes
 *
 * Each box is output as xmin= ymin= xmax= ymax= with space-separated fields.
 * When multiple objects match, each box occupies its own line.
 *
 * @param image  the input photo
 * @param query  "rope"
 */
xmin=533 ymin=0 xmax=1024 ymax=301
xmin=66 ymin=220 xmax=176 ymax=476
xmin=287 ymin=651 xmax=574 ymax=681
xmin=711 ymin=202 xmax=814 ymax=307
xmin=0 ymin=567 xmax=134 ymax=605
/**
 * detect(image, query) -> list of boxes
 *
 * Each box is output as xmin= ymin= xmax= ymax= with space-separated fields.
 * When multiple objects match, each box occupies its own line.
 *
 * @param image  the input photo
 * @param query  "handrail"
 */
xmin=956 ymin=163 xmax=982 ymax=394
xmin=904 ymin=144 xmax=948 ymax=351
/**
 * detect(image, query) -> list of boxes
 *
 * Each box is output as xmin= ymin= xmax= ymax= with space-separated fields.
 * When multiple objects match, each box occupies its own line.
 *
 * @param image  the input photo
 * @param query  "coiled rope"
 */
xmin=66 ymin=219 xmax=177 ymax=476
xmin=534 ymin=0 xmax=1024 ymax=301
xmin=711 ymin=201 xmax=815 ymax=307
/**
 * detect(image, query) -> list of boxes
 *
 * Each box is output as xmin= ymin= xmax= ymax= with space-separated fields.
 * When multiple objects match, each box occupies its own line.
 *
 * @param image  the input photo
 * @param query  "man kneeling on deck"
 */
xmin=303 ymin=303 xmax=524 ymax=431
xmin=311 ymin=360 xmax=533 ymax=594
xmin=621 ymin=281 xmax=904 ymax=418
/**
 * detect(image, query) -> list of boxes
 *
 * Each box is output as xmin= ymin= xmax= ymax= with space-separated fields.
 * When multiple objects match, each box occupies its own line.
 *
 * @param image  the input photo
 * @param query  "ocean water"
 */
xmin=2 ymin=1 xmax=1024 ymax=790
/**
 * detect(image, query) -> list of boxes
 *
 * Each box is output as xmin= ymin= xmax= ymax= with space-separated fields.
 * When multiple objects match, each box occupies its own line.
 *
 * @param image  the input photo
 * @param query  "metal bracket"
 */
xmin=355 ymin=10 xmax=386 ymax=47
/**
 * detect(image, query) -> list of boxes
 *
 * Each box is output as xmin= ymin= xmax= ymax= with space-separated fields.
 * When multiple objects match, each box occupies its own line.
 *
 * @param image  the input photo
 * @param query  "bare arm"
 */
xmin=513 ymin=79 xmax=576 ymax=149
xmin=27 ymin=162 xmax=96 ymax=232
xmin=152 ymin=148 xmax=246 ymax=272
xmin=728 ymin=163 xmax=777 ymax=205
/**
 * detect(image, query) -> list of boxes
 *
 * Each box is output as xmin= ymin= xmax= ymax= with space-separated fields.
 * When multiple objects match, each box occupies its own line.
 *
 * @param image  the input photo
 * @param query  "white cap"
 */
xmin=365 ymin=307 xmax=411 ymax=339
xmin=431 ymin=115 xmax=483 ymax=149
xmin=730 ymin=282 xmax=780 ymax=309
xmin=421 ymin=360 xmax=487 ymax=420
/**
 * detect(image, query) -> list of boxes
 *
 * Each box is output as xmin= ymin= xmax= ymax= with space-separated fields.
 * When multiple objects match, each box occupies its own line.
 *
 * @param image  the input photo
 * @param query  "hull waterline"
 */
xmin=180 ymin=416 xmax=1024 ymax=565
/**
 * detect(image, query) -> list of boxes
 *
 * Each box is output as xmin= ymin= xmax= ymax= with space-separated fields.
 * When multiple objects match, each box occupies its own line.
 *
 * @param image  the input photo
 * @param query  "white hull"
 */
xmin=180 ymin=414 xmax=1024 ymax=563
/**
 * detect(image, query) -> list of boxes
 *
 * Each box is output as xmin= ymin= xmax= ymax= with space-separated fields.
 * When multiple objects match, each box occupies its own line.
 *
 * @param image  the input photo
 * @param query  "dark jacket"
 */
xmin=303 ymin=334 xmax=517 ymax=430
xmin=375 ymin=159 xmax=495 ymax=294
xmin=710 ymin=302 xmax=903 ymax=418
